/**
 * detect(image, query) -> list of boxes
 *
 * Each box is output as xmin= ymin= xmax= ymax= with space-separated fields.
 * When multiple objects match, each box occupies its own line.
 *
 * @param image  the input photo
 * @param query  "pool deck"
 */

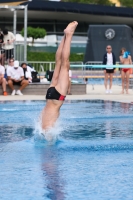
xmin=0 ymin=85 xmax=133 ymax=103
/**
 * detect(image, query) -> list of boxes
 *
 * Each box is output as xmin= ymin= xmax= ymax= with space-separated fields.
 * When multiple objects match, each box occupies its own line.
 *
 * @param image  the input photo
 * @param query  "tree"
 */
xmin=119 ymin=0 xmax=133 ymax=7
xmin=61 ymin=0 xmax=113 ymax=6
xmin=21 ymin=27 xmax=47 ymax=45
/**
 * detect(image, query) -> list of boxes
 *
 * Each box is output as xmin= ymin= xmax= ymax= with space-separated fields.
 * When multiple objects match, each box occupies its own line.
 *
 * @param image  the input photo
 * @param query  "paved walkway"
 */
xmin=0 ymin=85 xmax=132 ymax=103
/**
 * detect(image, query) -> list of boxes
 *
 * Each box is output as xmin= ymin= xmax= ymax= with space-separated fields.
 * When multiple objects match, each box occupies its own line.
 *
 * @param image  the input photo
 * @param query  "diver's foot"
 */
xmin=120 ymin=91 xmax=124 ymax=94
xmin=64 ymin=21 xmax=78 ymax=35
xmin=126 ymin=90 xmax=130 ymax=95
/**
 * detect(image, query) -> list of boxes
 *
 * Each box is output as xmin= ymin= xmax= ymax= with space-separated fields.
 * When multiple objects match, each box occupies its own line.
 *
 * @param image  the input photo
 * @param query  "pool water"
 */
xmin=73 ymin=77 xmax=121 ymax=85
xmin=87 ymin=78 xmax=121 ymax=85
xmin=0 ymin=100 xmax=133 ymax=200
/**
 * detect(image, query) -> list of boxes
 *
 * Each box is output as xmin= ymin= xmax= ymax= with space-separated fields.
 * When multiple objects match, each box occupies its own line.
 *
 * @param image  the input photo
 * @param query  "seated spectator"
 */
xmin=21 ymin=63 xmax=32 ymax=83
xmin=7 ymin=60 xmax=29 ymax=95
xmin=6 ymin=58 xmax=14 ymax=77
xmin=5 ymin=58 xmax=14 ymax=80
xmin=27 ymin=63 xmax=36 ymax=72
xmin=0 ymin=60 xmax=8 ymax=95
xmin=7 ymin=58 xmax=14 ymax=69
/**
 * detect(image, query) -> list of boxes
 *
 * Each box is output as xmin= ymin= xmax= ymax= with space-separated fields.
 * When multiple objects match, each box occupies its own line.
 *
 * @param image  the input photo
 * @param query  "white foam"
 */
xmin=33 ymin=115 xmax=63 ymax=143
xmin=2 ymin=108 xmax=19 ymax=111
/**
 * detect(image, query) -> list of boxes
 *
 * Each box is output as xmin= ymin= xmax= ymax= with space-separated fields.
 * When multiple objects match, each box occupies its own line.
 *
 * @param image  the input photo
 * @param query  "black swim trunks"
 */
xmin=46 ymin=87 xmax=66 ymax=101
xmin=106 ymin=69 xmax=114 ymax=74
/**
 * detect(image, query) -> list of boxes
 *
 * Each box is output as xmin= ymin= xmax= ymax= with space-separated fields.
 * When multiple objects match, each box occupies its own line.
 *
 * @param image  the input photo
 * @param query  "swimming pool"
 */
xmin=0 ymin=100 xmax=133 ymax=200
xmin=73 ymin=77 xmax=121 ymax=85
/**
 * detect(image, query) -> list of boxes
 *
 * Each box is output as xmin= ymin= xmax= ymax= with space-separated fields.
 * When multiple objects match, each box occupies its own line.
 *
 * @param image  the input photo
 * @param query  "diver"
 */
xmin=41 ymin=21 xmax=78 ymax=134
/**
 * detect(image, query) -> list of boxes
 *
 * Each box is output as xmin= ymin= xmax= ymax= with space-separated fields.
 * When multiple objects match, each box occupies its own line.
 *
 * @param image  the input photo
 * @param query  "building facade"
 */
xmin=0 ymin=0 xmax=133 ymax=35
xmin=0 ymin=0 xmax=133 ymax=55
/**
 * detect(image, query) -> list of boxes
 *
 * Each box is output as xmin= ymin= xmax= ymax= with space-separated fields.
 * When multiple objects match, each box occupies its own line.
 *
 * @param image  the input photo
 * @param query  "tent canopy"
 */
xmin=0 ymin=0 xmax=29 ymax=6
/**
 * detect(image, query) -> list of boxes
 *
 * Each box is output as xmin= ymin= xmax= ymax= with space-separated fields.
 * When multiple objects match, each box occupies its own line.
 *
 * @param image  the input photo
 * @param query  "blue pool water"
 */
xmin=87 ymin=78 xmax=121 ymax=85
xmin=0 ymin=100 xmax=133 ymax=200
xmin=73 ymin=77 xmax=121 ymax=85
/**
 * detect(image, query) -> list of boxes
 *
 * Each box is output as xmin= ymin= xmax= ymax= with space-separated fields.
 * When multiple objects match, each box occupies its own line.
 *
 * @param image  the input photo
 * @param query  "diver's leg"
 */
xmin=50 ymin=36 xmax=65 ymax=87
xmin=109 ymin=73 xmax=113 ymax=90
xmin=125 ymin=70 xmax=130 ymax=94
xmin=55 ymin=21 xmax=78 ymax=95
xmin=104 ymin=73 xmax=108 ymax=91
xmin=121 ymin=70 xmax=125 ymax=94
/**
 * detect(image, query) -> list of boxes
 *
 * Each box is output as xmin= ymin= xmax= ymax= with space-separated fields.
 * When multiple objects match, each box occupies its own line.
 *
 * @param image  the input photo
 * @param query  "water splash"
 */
xmin=33 ymin=116 xmax=63 ymax=144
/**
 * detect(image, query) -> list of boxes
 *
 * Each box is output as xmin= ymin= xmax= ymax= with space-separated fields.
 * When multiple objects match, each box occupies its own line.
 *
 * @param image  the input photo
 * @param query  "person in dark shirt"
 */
xmin=21 ymin=63 xmax=32 ymax=83
xmin=103 ymin=45 xmax=116 ymax=94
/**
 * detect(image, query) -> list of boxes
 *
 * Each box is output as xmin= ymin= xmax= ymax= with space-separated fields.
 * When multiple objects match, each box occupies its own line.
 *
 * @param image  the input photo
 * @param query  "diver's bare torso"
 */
xmin=42 ymin=100 xmax=63 ymax=130
xmin=119 ymin=55 xmax=131 ymax=65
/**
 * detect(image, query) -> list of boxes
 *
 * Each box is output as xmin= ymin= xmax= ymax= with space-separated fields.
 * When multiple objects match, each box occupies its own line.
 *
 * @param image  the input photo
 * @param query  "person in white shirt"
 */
xmin=2 ymin=29 xmax=15 ymax=62
xmin=7 ymin=60 xmax=29 ymax=95
xmin=6 ymin=58 xmax=14 ymax=74
xmin=68 ymin=69 xmax=72 ymax=95
xmin=21 ymin=63 xmax=32 ymax=83
xmin=0 ymin=61 xmax=8 ymax=96
xmin=103 ymin=45 xmax=116 ymax=94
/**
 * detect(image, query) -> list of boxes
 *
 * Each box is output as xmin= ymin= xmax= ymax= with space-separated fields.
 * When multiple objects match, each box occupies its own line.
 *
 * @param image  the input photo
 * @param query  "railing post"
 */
xmin=13 ymin=9 xmax=17 ymax=60
xmin=49 ymin=62 xmax=52 ymax=71
xmin=24 ymin=5 xmax=28 ymax=62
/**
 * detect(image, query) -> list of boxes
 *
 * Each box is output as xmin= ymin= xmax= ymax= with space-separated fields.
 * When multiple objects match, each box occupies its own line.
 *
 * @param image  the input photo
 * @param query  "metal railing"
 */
xmin=24 ymin=61 xmax=133 ymax=85
xmin=4 ymin=53 xmax=132 ymax=87
xmin=25 ymin=61 xmax=84 ymax=83
xmin=70 ymin=63 xmax=133 ymax=88
xmin=0 ymin=43 xmax=25 ymax=65
xmin=14 ymin=43 xmax=25 ymax=62
xmin=27 ymin=61 xmax=84 ymax=72
xmin=82 ymin=61 xmax=121 ymax=81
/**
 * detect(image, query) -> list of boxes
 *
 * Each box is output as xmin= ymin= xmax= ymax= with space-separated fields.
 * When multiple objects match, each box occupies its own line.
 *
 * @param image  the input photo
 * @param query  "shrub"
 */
xmin=27 ymin=52 xmax=84 ymax=62
xmin=21 ymin=27 xmax=47 ymax=45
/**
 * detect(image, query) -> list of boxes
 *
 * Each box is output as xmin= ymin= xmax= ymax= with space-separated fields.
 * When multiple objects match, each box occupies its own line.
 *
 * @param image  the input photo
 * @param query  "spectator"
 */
xmin=103 ymin=45 xmax=116 ymax=94
xmin=7 ymin=60 xmax=29 ymax=95
xmin=2 ymin=29 xmax=15 ymax=62
xmin=26 ymin=63 xmax=36 ymax=72
xmin=6 ymin=58 xmax=14 ymax=74
xmin=68 ymin=69 xmax=72 ymax=95
xmin=0 ymin=31 xmax=5 ymax=66
xmin=6 ymin=58 xmax=15 ymax=81
xmin=21 ymin=63 xmax=32 ymax=83
xmin=0 ymin=60 xmax=8 ymax=96
xmin=119 ymin=48 xmax=132 ymax=94
xmin=84 ymin=77 xmax=88 ymax=84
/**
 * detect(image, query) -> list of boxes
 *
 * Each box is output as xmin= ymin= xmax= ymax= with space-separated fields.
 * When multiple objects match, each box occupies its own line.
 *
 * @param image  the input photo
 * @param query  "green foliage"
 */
xmin=69 ymin=53 xmax=84 ymax=61
xmin=21 ymin=27 xmax=47 ymax=44
xmin=61 ymin=0 xmax=113 ymax=6
xmin=27 ymin=52 xmax=55 ymax=61
xmin=119 ymin=0 xmax=133 ymax=7
xmin=27 ymin=52 xmax=84 ymax=62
